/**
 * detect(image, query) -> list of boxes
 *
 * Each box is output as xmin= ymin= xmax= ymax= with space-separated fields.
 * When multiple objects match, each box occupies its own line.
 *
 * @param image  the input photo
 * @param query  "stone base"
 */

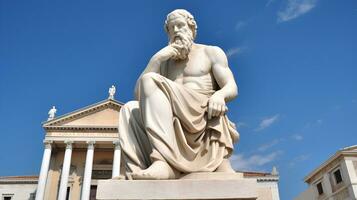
xmin=96 ymin=173 xmax=258 ymax=200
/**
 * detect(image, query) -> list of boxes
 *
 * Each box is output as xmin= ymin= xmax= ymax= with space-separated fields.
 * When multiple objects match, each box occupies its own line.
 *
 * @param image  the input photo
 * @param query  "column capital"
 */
xmin=43 ymin=140 xmax=53 ymax=149
xmin=64 ymin=140 xmax=73 ymax=149
xmin=113 ymin=140 xmax=120 ymax=146
xmin=113 ymin=140 xmax=121 ymax=150
xmin=87 ymin=141 xmax=95 ymax=149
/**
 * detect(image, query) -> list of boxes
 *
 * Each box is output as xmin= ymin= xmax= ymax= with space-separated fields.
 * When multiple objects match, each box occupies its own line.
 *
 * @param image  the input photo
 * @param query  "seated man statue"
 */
xmin=118 ymin=9 xmax=239 ymax=180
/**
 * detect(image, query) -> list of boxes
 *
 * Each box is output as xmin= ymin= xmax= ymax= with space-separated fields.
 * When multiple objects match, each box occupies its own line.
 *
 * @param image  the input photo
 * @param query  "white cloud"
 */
xmin=292 ymin=134 xmax=303 ymax=141
xmin=226 ymin=47 xmax=245 ymax=57
xmin=277 ymin=0 xmax=318 ymax=23
xmin=237 ymin=122 xmax=248 ymax=128
xmin=230 ymin=151 xmax=282 ymax=171
xmin=257 ymin=139 xmax=282 ymax=152
xmin=289 ymin=154 xmax=310 ymax=167
xmin=235 ymin=21 xmax=246 ymax=31
xmin=255 ymin=114 xmax=279 ymax=131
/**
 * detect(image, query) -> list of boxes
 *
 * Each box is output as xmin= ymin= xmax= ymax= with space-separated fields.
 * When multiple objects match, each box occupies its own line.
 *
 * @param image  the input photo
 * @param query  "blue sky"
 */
xmin=1 ymin=0 xmax=356 ymax=199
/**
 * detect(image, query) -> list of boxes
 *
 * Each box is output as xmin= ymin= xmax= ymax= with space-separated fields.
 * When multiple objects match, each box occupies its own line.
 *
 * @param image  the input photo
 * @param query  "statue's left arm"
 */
xmin=207 ymin=46 xmax=238 ymax=119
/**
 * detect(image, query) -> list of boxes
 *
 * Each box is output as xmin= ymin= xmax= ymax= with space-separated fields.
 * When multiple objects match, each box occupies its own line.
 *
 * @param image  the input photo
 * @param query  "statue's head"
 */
xmin=165 ymin=9 xmax=197 ymax=60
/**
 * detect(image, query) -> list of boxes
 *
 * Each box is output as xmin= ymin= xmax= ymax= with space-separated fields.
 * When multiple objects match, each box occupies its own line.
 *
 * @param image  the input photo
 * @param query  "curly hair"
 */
xmin=164 ymin=9 xmax=197 ymax=40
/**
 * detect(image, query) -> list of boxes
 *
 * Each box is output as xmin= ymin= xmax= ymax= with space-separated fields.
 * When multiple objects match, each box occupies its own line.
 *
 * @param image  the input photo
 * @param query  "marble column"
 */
xmin=112 ymin=140 xmax=121 ymax=178
xmin=58 ymin=140 xmax=73 ymax=200
xmin=81 ymin=141 xmax=95 ymax=200
xmin=35 ymin=140 xmax=53 ymax=200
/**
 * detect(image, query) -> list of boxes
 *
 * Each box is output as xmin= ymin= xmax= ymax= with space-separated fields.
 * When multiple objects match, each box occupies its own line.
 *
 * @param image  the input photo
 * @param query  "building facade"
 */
xmin=295 ymin=145 xmax=357 ymax=200
xmin=37 ymin=98 xmax=123 ymax=200
xmin=0 ymin=176 xmax=37 ymax=200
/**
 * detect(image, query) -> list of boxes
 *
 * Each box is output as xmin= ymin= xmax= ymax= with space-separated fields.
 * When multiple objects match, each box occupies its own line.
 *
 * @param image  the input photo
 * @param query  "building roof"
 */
xmin=242 ymin=171 xmax=272 ymax=177
xmin=42 ymin=98 xmax=123 ymax=128
xmin=240 ymin=170 xmax=279 ymax=182
xmin=304 ymin=145 xmax=357 ymax=183
xmin=0 ymin=175 xmax=38 ymax=184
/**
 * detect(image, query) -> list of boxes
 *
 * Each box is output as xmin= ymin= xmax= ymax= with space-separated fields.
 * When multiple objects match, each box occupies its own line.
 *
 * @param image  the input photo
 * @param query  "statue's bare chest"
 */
xmin=165 ymin=50 xmax=211 ymax=81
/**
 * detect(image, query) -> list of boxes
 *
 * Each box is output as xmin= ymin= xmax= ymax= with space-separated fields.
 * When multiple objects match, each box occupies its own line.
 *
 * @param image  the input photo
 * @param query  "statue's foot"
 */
xmin=215 ymin=159 xmax=236 ymax=173
xmin=131 ymin=160 xmax=178 ymax=180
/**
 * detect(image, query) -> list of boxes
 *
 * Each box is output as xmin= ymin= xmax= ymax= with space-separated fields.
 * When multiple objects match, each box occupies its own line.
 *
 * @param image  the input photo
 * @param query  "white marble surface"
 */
xmin=97 ymin=176 xmax=257 ymax=200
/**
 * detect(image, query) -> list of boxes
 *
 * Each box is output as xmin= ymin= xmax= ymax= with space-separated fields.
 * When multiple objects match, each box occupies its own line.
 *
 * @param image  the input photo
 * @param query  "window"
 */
xmin=333 ymin=169 xmax=343 ymax=184
xmin=316 ymin=182 xmax=324 ymax=195
xmin=92 ymin=170 xmax=112 ymax=179
xmin=90 ymin=186 xmax=97 ymax=200
xmin=66 ymin=187 xmax=70 ymax=200
xmin=29 ymin=193 xmax=36 ymax=200
xmin=2 ymin=194 xmax=14 ymax=200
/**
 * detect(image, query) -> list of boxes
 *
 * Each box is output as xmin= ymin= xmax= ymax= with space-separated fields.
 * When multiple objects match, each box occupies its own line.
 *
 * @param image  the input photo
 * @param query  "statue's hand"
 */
xmin=207 ymin=93 xmax=228 ymax=119
xmin=153 ymin=45 xmax=179 ymax=62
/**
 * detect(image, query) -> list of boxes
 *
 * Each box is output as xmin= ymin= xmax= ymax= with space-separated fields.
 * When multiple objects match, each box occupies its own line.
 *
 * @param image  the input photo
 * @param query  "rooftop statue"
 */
xmin=118 ymin=9 xmax=239 ymax=180
xmin=48 ymin=106 xmax=57 ymax=121
xmin=108 ymin=85 xmax=116 ymax=99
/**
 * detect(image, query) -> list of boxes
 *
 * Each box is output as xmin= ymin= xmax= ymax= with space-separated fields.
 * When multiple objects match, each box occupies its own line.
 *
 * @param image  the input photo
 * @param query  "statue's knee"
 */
xmin=140 ymin=72 xmax=159 ymax=94
xmin=140 ymin=72 xmax=158 ymax=83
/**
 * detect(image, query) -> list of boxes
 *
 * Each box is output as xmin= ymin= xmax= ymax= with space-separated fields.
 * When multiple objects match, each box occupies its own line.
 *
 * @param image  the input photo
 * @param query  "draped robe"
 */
xmin=118 ymin=69 xmax=239 ymax=174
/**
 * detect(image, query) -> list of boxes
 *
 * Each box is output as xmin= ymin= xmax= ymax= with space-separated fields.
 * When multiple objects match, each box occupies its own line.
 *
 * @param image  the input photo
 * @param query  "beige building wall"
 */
xmin=256 ymin=181 xmax=280 ymax=200
xmin=0 ymin=181 xmax=37 ymax=200
xmin=243 ymin=172 xmax=280 ymax=200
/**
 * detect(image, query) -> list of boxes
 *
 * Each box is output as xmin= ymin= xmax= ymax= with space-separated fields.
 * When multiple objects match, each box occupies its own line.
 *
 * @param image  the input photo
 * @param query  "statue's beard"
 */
xmin=169 ymin=32 xmax=193 ymax=60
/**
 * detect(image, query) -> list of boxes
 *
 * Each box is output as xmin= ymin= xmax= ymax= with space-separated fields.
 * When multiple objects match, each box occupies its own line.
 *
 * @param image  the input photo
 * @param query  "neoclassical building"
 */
xmin=294 ymin=145 xmax=357 ymax=200
xmin=0 ymin=92 xmax=280 ymax=200
xmin=36 ymin=98 xmax=123 ymax=200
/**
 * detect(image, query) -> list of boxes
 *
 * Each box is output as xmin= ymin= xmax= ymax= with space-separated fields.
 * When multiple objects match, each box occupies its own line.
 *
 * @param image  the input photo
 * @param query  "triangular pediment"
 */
xmin=43 ymin=99 xmax=123 ymax=130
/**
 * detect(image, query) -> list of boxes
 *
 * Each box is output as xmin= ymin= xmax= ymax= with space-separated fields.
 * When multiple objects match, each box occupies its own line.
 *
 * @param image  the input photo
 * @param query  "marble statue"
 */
xmin=118 ymin=9 xmax=239 ymax=180
xmin=108 ymin=85 xmax=116 ymax=99
xmin=48 ymin=106 xmax=57 ymax=121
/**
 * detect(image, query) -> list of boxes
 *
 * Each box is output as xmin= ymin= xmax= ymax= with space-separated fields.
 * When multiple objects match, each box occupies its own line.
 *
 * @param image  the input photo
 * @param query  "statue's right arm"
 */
xmin=134 ymin=45 xmax=178 ymax=100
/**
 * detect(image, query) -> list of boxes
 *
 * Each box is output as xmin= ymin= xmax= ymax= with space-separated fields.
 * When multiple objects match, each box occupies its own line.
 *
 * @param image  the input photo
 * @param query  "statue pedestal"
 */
xmin=96 ymin=173 xmax=259 ymax=200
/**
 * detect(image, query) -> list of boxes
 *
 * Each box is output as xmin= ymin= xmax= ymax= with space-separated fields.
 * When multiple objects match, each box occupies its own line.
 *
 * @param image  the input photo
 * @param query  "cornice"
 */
xmin=0 ymin=176 xmax=38 ymax=184
xmin=44 ymin=125 xmax=118 ymax=131
xmin=256 ymin=176 xmax=279 ymax=182
xmin=0 ymin=179 xmax=38 ymax=184
xmin=304 ymin=147 xmax=357 ymax=183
